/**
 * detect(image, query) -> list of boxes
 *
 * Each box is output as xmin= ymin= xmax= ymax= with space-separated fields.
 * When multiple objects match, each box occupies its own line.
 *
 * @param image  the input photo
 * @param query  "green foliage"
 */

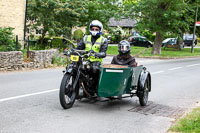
xmin=107 ymin=46 xmax=200 ymax=57
xmin=169 ymin=107 xmax=200 ymax=133
xmin=141 ymin=47 xmax=200 ymax=57
xmin=123 ymin=0 xmax=197 ymax=54
xmin=140 ymin=30 xmax=155 ymax=42
xmin=21 ymin=49 xmax=27 ymax=60
xmin=136 ymin=0 xmax=190 ymax=35
xmin=79 ymin=0 xmax=122 ymax=30
xmin=108 ymin=28 xmax=122 ymax=43
xmin=73 ymin=29 xmax=83 ymax=40
xmin=27 ymin=0 xmax=122 ymax=46
xmin=0 ymin=27 xmax=14 ymax=46
xmin=51 ymin=37 xmax=63 ymax=49
xmin=29 ymin=36 xmax=75 ymax=52
xmin=52 ymin=53 xmax=69 ymax=66
xmin=27 ymin=0 xmax=88 ymax=44
xmin=0 ymin=27 xmax=20 ymax=51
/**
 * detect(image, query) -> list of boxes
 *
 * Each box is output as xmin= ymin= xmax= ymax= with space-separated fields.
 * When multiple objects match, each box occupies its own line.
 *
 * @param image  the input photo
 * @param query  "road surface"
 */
xmin=0 ymin=57 xmax=200 ymax=133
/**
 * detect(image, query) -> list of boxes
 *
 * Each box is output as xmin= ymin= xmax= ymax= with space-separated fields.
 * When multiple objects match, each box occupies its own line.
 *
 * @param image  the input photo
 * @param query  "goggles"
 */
xmin=120 ymin=45 xmax=130 ymax=51
xmin=90 ymin=27 xmax=100 ymax=31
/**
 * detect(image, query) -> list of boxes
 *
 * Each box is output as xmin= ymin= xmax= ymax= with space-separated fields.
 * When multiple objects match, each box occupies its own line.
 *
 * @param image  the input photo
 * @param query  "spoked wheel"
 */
xmin=138 ymin=77 xmax=150 ymax=106
xmin=59 ymin=74 xmax=76 ymax=109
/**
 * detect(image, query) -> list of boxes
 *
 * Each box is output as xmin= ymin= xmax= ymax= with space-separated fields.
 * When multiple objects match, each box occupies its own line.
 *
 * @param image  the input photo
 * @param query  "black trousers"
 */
xmin=89 ymin=61 xmax=101 ymax=92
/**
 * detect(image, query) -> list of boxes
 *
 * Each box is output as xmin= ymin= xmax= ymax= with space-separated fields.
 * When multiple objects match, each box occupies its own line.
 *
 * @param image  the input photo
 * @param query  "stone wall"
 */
xmin=0 ymin=49 xmax=58 ymax=71
xmin=0 ymin=0 xmax=26 ymax=41
xmin=0 ymin=51 xmax=23 ymax=71
xmin=27 ymin=49 xmax=57 ymax=69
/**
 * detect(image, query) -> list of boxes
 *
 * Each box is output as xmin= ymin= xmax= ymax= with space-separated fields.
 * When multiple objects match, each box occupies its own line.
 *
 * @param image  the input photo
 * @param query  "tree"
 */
xmin=124 ymin=0 xmax=193 ymax=54
xmin=27 ymin=0 xmax=87 ymax=44
xmin=27 ymin=0 xmax=122 ymax=45
xmin=78 ymin=0 xmax=122 ymax=33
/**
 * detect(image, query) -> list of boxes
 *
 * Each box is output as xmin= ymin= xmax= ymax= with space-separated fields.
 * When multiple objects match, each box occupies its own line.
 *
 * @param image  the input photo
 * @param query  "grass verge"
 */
xmin=107 ymin=46 xmax=146 ymax=55
xmin=169 ymin=106 xmax=200 ymax=133
xmin=107 ymin=46 xmax=200 ymax=58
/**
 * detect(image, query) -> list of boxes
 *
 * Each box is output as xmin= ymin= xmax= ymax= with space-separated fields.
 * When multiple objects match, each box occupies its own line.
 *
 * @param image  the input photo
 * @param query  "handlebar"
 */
xmin=64 ymin=49 xmax=94 ymax=58
xmin=73 ymin=50 xmax=88 ymax=55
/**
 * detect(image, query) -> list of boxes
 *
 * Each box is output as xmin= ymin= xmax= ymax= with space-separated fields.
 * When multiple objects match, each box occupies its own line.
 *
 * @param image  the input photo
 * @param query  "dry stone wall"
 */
xmin=0 ymin=49 xmax=58 ymax=71
xmin=0 ymin=51 xmax=23 ymax=71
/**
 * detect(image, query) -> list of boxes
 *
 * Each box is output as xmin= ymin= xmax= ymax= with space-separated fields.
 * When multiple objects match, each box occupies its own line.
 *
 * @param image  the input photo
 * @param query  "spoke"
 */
xmin=64 ymin=95 xmax=71 ymax=104
xmin=64 ymin=75 xmax=74 ymax=104
xmin=65 ymin=76 xmax=73 ymax=94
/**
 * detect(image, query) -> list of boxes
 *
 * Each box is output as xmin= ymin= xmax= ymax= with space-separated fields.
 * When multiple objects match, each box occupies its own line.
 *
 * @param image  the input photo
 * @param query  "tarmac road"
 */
xmin=0 ymin=57 xmax=200 ymax=133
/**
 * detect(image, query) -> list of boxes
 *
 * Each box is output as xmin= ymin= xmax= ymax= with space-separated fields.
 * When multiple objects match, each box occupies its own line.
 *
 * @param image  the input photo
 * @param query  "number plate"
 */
xmin=70 ymin=55 xmax=79 ymax=62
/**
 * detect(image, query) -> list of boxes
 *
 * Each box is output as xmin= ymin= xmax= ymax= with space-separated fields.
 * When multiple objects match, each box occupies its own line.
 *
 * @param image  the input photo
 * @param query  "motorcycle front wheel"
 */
xmin=59 ymin=74 xmax=76 ymax=109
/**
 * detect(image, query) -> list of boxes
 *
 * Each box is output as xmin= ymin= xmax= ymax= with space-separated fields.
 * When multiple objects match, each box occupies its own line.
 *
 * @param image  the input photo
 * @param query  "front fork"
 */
xmin=73 ymin=65 xmax=81 ymax=90
xmin=63 ymin=64 xmax=81 ymax=92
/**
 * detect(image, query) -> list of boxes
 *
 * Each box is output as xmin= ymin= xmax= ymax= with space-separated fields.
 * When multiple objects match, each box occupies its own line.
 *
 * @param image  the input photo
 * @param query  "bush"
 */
xmin=52 ymin=37 xmax=75 ymax=51
xmin=140 ymin=30 xmax=155 ymax=42
xmin=52 ymin=53 xmax=69 ymax=66
xmin=29 ymin=36 xmax=75 ymax=51
xmin=73 ymin=29 xmax=83 ymax=41
xmin=109 ymin=29 xmax=122 ymax=44
xmin=52 ymin=37 xmax=63 ymax=49
xmin=0 ymin=27 xmax=19 ymax=51
xmin=31 ymin=36 xmax=52 ymax=50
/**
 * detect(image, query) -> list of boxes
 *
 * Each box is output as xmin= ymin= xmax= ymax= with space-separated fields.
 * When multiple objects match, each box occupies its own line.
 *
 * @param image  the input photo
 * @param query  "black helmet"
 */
xmin=118 ymin=40 xmax=131 ymax=54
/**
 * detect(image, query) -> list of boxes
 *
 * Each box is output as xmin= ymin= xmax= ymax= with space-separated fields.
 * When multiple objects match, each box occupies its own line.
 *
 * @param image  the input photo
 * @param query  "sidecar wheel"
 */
xmin=59 ymin=74 xmax=76 ymax=109
xmin=138 ymin=77 xmax=150 ymax=106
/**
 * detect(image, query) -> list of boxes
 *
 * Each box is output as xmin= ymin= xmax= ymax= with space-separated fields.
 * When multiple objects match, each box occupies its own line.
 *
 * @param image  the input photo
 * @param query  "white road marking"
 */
xmin=151 ymin=71 xmax=165 ymax=75
xmin=186 ymin=63 xmax=200 ymax=67
xmin=168 ymin=67 xmax=183 ymax=71
xmin=0 ymin=89 xmax=59 ymax=103
xmin=152 ymin=63 xmax=200 ymax=75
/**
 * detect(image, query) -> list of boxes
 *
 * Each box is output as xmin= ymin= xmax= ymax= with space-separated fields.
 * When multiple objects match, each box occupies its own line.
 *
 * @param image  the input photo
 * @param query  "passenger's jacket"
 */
xmin=76 ymin=35 xmax=108 ymax=63
xmin=111 ymin=54 xmax=137 ymax=67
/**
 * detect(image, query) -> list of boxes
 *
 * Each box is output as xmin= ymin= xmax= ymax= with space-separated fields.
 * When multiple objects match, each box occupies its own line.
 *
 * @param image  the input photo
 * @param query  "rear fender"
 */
xmin=139 ymin=71 xmax=151 ymax=92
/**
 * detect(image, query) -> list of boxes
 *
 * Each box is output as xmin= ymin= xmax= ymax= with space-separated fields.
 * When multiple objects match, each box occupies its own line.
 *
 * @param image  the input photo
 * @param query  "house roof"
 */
xmin=108 ymin=18 xmax=137 ymax=28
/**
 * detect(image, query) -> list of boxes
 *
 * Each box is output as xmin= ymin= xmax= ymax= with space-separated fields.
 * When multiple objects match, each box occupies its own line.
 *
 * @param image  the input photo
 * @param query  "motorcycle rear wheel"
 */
xmin=59 ymin=74 xmax=76 ymax=109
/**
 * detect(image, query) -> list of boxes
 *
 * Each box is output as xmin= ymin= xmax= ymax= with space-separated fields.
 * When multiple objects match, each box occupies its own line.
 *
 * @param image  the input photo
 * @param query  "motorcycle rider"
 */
xmin=111 ymin=40 xmax=137 ymax=67
xmin=76 ymin=20 xmax=108 ymax=92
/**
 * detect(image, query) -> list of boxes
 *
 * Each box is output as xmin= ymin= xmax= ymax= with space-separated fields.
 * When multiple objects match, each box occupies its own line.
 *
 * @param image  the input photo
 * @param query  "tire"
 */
xmin=59 ymin=74 xmax=76 ymax=109
xmin=138 ymin=77 xmax=150 ymax=106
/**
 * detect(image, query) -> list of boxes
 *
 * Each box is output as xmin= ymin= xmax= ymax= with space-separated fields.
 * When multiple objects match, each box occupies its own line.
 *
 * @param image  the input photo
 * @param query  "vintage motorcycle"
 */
xmin=59 ymin=49 xmax=151 ymax=109
xmin=59 ymin=49 xmax=100 ymax=109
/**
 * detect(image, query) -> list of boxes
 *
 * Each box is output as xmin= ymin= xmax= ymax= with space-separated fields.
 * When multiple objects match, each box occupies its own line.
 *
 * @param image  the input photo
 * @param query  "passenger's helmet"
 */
xmin=118 ymin=40 xmax=131 ymax=54
xmin=89 ymin=20 xmax=103 ymax=36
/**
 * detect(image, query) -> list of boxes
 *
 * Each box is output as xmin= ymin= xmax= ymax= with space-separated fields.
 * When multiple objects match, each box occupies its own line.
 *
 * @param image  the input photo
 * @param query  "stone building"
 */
xmin=0 ymin=0 xmax=26 ymax=43
xmin=108 ymin=17 xmax=137 ymax=35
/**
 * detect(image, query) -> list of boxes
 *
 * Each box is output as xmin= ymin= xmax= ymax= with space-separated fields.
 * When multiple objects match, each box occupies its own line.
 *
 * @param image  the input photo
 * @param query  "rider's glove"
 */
xmin=90 ymin=52 xmax=96 ymax=57
xmin=94 ymin=53 xmax=99 ymax=58
xmin=88 ymin=50 xmax=95 ymax=57
xmin=94 ymin=52 xmax=105 ymax=58
xmin=89 ymin=50 xmax=94 ymax=53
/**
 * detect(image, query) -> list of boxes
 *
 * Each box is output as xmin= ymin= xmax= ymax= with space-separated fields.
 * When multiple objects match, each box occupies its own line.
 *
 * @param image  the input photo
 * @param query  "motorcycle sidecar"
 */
xmin=97 ymin=64 xmax=151 ymax=106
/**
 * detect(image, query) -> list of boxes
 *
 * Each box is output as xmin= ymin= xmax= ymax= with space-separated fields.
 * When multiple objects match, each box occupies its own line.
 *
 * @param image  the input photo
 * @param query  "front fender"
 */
xmin=139 ymin=71 xmax=151 ymax=92
xmin=63 ymin=64 xmax=73 ymax=75
xmin=66 ymin=67 xmax=73 ymax=74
